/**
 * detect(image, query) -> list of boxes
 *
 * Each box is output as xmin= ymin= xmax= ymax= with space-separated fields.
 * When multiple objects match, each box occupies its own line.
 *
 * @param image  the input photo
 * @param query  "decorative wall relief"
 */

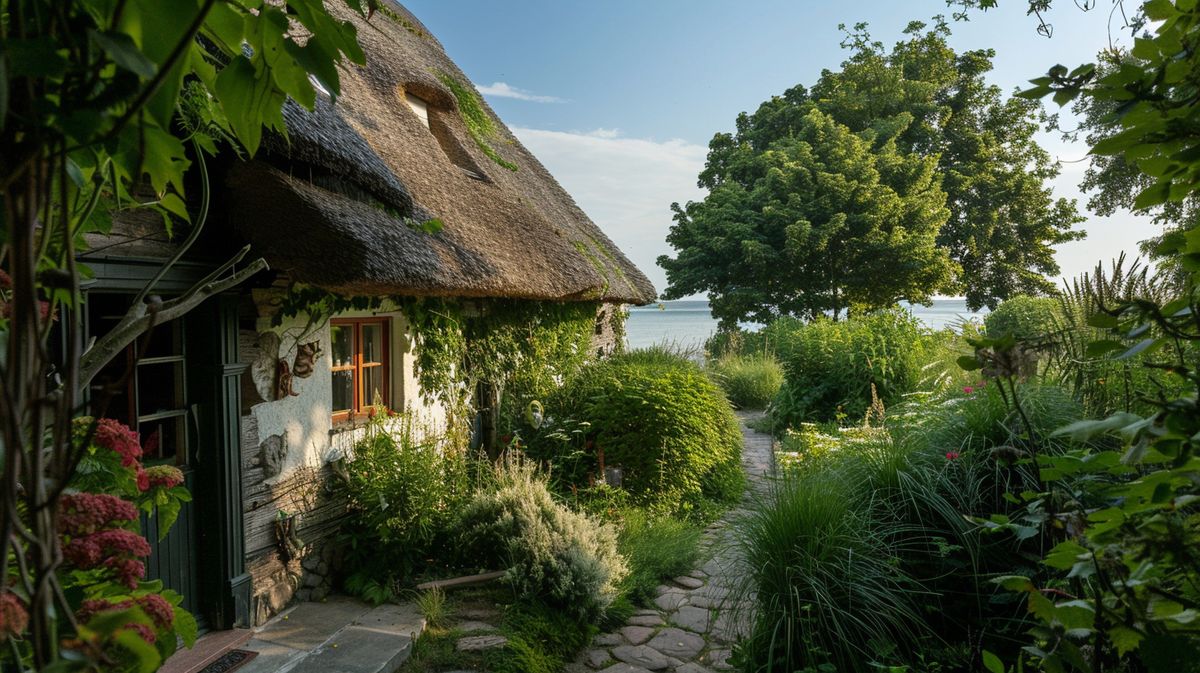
xmin=260 ymin=434 xmax=287 ymax=479
xmin=252 ymin=331 xmax=282 ymax=402
xmin=275 ymin=359 xmax=298 ymax=399
xmin=292 ymin=340 xmax=321 ymax=378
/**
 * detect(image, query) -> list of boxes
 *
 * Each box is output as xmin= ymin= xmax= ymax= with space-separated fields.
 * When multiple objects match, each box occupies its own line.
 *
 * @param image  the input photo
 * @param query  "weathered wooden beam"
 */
xmin=415 ymin=571 xmax=505 ymax=591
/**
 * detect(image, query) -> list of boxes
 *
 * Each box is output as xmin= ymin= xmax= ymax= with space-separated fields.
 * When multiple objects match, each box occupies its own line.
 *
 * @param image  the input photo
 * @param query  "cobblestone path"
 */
xmin=567 ymin=412 xmax=774 ymax=673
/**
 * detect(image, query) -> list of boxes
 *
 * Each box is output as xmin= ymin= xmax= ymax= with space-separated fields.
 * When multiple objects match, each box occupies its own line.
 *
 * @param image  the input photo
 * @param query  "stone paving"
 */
xmin=567 ymin=412 xmax=774 ymax=673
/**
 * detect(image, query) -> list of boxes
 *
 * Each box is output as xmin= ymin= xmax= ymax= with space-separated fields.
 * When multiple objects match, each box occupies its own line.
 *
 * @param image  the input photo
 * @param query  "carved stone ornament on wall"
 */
xmin=252 ymin=331 xmax=282 ymax=402
xmin=292 ymin=340 xmax=321 ymax=379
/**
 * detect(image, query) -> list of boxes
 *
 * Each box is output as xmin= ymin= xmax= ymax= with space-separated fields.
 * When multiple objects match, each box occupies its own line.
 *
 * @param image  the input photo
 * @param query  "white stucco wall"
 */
xmin=246 ymin=303 xmax=449 ymax=483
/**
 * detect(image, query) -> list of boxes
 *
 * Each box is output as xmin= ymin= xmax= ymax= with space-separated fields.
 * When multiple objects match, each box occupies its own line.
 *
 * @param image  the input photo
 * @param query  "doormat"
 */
xmin=197 ymin=649 xmax=257 ymax=673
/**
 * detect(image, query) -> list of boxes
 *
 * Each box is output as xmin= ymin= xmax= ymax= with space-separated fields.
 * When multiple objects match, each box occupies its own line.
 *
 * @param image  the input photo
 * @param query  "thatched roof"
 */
xmin=226 ymin=2 xmax=655 ymax=304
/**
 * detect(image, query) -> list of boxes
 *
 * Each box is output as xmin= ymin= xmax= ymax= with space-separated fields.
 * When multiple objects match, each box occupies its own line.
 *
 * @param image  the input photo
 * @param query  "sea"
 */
xmin=625 ymin=299 xmax=988 ymax=352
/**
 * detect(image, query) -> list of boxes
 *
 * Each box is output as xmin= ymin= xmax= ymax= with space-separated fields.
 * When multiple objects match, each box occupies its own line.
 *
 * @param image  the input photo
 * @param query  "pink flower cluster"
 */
xmin=92 ymin=418 xmax=143 ymax=468
xmin=77 ymin=594 xmax=174 ymax=635
xmin=0 ymin=592 xmax=28 ymax=640
xmin=143 ymin=465 xmax=184 ymax=490
xmin=59 ymin=493 xmax=138 ymax=537
xmin=60 ymin=492 xmax=151 ymax=589
xmin=64 ymin=529 xmax=151 ymax=588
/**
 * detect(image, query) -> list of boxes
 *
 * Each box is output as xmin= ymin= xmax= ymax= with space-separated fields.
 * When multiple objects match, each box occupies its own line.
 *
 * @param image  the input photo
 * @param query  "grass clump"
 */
xmin=708 ymin=351 xmax=784 ymax=409
xmin=415 ymin=587 xmax=448 ymax=628
xmin=455 ymin=455 xmax=626 ymax=621
xmin=438 ymin=73 xmax=518 ymax=171
xmin=617 ymin=509 xmax=703 ymax=606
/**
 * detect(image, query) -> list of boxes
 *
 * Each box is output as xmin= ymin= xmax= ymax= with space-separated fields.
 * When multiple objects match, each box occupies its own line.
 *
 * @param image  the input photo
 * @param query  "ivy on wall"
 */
xmin=273 ymin=286 xmax=608 ymax=434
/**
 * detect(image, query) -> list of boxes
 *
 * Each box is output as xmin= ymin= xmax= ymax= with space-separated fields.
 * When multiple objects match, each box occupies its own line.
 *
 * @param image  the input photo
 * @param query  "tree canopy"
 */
xmin=660 ymin=107 xmax=954 ymax=327
xmin=659 ymin=19 xmax=1085 ymax=322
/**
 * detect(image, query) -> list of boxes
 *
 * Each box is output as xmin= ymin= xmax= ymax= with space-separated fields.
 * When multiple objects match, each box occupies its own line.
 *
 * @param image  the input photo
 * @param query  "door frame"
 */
xmin=81 ymin=255 xmax=251 ymax=629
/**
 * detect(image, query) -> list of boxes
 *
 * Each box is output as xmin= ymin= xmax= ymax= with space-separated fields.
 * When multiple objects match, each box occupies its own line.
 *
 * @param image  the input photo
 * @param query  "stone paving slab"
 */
xmin=288 ymin=626 xmax=414 ymax=673
xmin=571 ymin=413 xmax=773 ymax=673
xmin=254 ymin=596 xmax=373 ymax=651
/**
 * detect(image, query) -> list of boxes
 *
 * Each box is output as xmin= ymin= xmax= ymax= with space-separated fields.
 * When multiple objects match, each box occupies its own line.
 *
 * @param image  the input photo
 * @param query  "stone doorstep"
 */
xmin=159 ymin=628 xmax=253 ymax=673
xmin=238 ymin=598 xmax=426 ymax=673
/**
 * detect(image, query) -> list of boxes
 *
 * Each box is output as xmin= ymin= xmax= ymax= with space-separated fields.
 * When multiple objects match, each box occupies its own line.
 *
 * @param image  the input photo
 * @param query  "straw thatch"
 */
xmin=226 ymin=2 xmax=655 ymax=304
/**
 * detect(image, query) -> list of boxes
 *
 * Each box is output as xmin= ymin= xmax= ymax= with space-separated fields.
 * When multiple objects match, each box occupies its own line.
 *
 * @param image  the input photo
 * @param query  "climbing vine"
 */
xmin=273 ymin=286 xmax=607 ymax=438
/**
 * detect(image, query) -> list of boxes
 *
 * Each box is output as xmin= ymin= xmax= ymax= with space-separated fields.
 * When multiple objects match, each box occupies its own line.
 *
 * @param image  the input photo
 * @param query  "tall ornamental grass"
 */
xmin=709 ymin=352 xmax=785 ymax=409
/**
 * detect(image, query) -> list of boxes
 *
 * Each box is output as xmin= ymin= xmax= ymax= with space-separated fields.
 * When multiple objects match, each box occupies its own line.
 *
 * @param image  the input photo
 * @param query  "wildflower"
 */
xmin=144 ymin=465 xmax=184 ymax=490
xmin=0 ymin=592 xmax=29 ymax=640
xmin=962 ymin=386 xmax=974 ymax=395
xmin=945 ymin=451 xmax=960 ymax=460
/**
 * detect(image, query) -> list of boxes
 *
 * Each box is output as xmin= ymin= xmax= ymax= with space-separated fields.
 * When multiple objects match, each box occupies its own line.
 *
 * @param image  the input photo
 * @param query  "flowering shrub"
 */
xmin=2 ymin=417 xmax=197 ymax=670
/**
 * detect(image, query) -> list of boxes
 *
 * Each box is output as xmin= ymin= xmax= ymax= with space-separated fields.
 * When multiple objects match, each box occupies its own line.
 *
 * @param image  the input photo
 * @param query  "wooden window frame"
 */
xmin=330 ymin=317 xmax=391 ymax=424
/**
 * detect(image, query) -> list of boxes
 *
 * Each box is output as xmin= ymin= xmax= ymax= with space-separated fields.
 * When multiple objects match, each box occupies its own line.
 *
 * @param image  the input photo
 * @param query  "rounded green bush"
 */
xmin=984 ymin=295 xmax=1060 ymax=341
xmin=538 ymin=350 xmax=744 ymax=513
xmin=771 ymin=309 xmax=927 ymax=427
xmin=709 ymin=352 xmax=784 ymax=409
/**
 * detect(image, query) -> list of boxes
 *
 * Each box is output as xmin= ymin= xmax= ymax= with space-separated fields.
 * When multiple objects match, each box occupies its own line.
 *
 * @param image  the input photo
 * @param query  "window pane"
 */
xmin=142 ymin=321 xmax=183 ymax=359
xmin=136 ymin=362 xmax=185 ymax=417
xmin=331 ymin=324 xmax=354 ymax=368
xmin=332 ymin=369 xmax=354 ymax=413
xmin=362 ymin=365 xmax=385 ymax=408
xmin=141 ymin=415 xmax=186 ymax=464
xmin=362 ymin=323 xmax=384 ymax=364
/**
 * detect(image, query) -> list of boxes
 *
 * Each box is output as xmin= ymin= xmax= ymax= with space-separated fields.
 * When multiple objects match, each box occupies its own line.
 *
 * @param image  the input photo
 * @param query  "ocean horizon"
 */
xmin=625 ymin=299 xmax=988 ymax=352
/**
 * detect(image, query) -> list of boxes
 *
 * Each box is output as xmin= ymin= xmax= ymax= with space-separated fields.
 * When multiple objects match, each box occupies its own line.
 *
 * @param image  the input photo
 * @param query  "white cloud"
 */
xmin=512 ymin=127 xmax=709 ymax=297
xmin=476 ymin=82 xmax=564 ymax=103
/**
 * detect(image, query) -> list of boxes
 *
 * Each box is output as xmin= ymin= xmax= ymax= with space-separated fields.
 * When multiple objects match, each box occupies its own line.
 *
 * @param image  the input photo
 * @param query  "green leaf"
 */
xmin=89 ymin=29 xmax=156 ymax=78
xmin=982 ymin=650 xmax=1006 ymax=673
xmin=173 ymin=606 xmax=198 ymax=647
xmin=112 ymin=628 xmax=162 ymax=673
xmin=957 ymin=355 xmax=981 ymax=371
xmin=1108 ymin=626 xmax=1143 ymax=657
xmin=1085 ymin=340 xmax=1124 ymax=358
xmin=1044 ymin=540 xmax=1088 ymax=570
xmin=1144 ymin=0 xmax=1177 ymax=20
xmin=159 ymin=193 xmax=191 ymax=222
xmin=215 ymin=55 xmax=269 ymax=155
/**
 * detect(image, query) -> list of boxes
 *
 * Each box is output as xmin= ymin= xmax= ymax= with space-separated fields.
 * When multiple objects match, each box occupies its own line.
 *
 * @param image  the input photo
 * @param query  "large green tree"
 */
xmin=660 ymin=107 xmax=954 ymax=327
xmin=660 ymin=20 xmax=1085 ymax=319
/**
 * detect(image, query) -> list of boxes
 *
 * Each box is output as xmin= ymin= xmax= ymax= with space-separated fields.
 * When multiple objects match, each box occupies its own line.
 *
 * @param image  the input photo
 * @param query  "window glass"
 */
xmin=331 ymin=324 xmax=354 ymax=369
xmin=362 ymin=323 xmax=383 ymax=364
xmin=332 ymin=369 xmax=354 ymax=413
xmin=362 ymin=365 xmax=384 ymax=408
xmin=406 ymin=92 xmax=430 ymax=129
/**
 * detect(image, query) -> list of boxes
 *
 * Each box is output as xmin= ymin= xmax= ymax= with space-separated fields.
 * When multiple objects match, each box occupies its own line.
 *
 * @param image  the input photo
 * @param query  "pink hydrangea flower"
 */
xmin=144 ymin=465 xmax=184 ymax=489
xmin=136 ymin=594 xmax=174 ymax=630
xmin=125 ymin=622 xmax=157 ymax=644
xmin=0 ymin=592 xmax=29 ymax=640
xmin=59 ymin=493 xmax=138 ymax=537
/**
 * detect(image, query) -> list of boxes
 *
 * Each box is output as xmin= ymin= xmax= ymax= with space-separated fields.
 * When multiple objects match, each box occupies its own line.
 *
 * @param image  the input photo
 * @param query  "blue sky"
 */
xmin=404 ymin=0 xmax=1148 ymax=299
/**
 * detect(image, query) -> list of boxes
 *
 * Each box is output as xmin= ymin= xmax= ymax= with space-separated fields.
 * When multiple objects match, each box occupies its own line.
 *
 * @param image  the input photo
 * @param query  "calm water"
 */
xmin=625 ymin=299 xmax=987 ymax=351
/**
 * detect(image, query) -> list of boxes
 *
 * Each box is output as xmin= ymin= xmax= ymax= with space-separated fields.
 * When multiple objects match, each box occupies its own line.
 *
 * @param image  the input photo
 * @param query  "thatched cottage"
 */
xmin=78 ymin=1 xmax=653 ymax=633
